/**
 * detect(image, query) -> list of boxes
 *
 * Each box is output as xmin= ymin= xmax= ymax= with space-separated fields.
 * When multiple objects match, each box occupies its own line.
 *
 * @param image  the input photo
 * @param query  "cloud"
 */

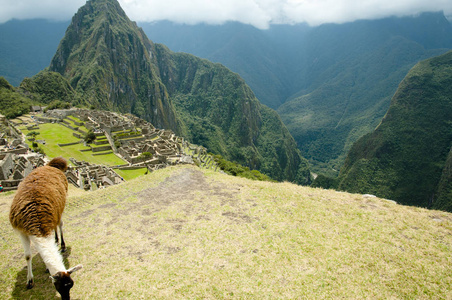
xmin=0 ymin=0 xmax=451 ymax=28
xmin=121 ymin=0 xmax=275 ymax=28
xmin=0 ymin=0 xmax=85 ymax=23
xmin=281 ymin=0 xmax=452 ymax=26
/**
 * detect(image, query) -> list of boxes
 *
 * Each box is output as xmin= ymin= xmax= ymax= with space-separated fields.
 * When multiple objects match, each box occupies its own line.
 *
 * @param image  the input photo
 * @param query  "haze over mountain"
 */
xmin=141 ymin=13 xmax=452 ymax=175
xmin=0 ymin=19 xmax=69 ymax=86
xmin=1 ymin=0 xmax=311 ymax=184
xmin=2 ymin=11 xmax=452 ymax=176
xmin=336 ymin=50 xmax=452 ymax=211
xmin=1 ymin=0 xmax=452 ymax=29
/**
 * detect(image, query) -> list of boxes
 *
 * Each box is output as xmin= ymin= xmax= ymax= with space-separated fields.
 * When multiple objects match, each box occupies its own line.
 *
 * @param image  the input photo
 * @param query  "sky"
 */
xmin=0 ymin=0 xmax=451 ymax=29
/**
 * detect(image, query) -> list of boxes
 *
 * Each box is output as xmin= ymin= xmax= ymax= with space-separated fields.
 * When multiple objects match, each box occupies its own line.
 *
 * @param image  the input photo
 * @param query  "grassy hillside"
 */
xmin=1 ymin=165 xmax=451 ymax=299
xmin=0 ymin=77 xmax=35 ymax=119
xmin=19 ymin=122 xmax=125 ymax=166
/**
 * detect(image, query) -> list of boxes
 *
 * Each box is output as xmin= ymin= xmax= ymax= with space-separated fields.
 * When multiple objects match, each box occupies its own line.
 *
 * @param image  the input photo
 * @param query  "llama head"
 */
xmin=50 ymin=264 xmax=83 ymax=300
xmin=47 ymin=157 xmax=68 ymax=172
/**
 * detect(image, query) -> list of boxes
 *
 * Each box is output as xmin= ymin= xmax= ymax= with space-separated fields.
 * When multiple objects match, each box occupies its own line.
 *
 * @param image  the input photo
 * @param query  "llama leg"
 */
xmin=19 ymin=233 xmax=34 ymax=289
xmin=59 ymin=221 xmax=66 ymax=252
xmin=55 ymin=229 xmax=59 ymax=245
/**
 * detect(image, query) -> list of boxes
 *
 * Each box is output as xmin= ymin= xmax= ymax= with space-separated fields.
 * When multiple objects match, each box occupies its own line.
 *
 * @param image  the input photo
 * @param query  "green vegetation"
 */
xmin=84 ymin=129 xmax=96 ymax=144
xmin=0 ymin=77 xmax=34 ymax=118
xmin=26 ymin=130 xmax=40 ymax=141
xmin=43 ymin=99 xmax=71 ymax=112
xmin=140 ymin=13 xmax=452 ymax=176
xmin=156 ymin=46 xmax=311 ymax=184
xmin=311 ymin=174 xmax=339 ymax=189
xmin=137 ymin=152 xmax=153 ymax=174
xmin=42 ymin=0 xmax=311 ymax=184
xmin=19 ymin=71 xmax=77 ymax=104
xmin=213 ymin=154 xmax=274 ymax=182
xmin=114 ymin=168 xmax=146 ymax=181
xmin=435 ymin=149 xmax=452 ymax=212
xmin=277 ymin=37 xmax=448 ymax=176
xmin=48 ymin=0 xmax=179 ymax=131
xmin=113 ymin=130 xmax=141 ymax=139
xmin=20 ymin=122 xmax=126 ymax=166
xmin=3 ymin=12 xmax=452 ymax=179
xmin=0 ymin=73 xmax=75 ymax=119
xmin=1 ymin=165 xmax=451 ymax=299
xmin=337 ymin=50 xmax=452 ymax=211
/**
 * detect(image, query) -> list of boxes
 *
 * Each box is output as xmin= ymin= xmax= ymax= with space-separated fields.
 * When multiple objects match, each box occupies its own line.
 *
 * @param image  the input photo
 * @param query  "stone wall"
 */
xmin=0 ymin=154 xmax=45 ymax=190
xmin=0 ymin=153 xmax=14 ymax=180
xmin=67 ymin=158 xmax=123 ymax=190
xmin=2 ymin=108 xmax=218 ymax=191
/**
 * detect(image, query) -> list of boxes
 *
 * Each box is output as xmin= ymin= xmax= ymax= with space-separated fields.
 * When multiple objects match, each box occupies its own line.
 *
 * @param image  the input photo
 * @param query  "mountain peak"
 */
xmin=48 ymin=0 xmax=179 ymax=130
xmin=45 ymin=0 xmax=311 ymax=184
xmin=82 ymin=0 xmax=128 ymax=19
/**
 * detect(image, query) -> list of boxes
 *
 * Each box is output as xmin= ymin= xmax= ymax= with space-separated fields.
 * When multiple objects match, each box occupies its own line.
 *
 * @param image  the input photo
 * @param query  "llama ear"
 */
xmin=67 ymin=264 xmax=83 ymax=274
xmin=50 ymin=274 xmax=58 ymax=283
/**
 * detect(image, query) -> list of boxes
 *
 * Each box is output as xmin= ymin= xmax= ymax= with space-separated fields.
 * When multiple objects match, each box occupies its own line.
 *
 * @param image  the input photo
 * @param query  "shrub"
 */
xmin=43 ymin=99 xmax=71 ymax=112
xmin=213 ymin=154 xmax=274 ymax=182
xmin=84 ymin=130 xmax=96 ymax=144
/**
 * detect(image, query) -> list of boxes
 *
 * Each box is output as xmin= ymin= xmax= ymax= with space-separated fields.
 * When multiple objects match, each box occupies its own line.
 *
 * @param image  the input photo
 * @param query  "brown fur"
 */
xmin=10 ymin=158 xmax=68 ymax=237
xmin=47 ymin=157 xmax=68 ymax=172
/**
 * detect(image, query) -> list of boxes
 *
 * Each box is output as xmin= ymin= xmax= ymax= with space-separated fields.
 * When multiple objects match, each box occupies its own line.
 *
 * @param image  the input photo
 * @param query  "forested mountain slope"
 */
xmin=0 ymin=19 xmax=69 ymax=87
xmin=6 ymin=0 xmax=311 ymax=184
xmin=141 ymin=13 xmax=452 ymax=175
xmin=337 ymin=50 xmax=452 ymax=211
xmin=1 ymin=11 xmax=452 ymax=176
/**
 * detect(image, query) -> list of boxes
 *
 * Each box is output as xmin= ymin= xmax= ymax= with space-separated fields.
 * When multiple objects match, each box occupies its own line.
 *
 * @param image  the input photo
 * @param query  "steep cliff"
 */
xmin=48 ymin=0 xmax=179 ymax=131
xmin=337 ymin=50 xmax=452 ymax=210
xmin=154 ymin=46 xmax=310 ymax=183
xmin=46 ymin=0 xmax=310 ymax=183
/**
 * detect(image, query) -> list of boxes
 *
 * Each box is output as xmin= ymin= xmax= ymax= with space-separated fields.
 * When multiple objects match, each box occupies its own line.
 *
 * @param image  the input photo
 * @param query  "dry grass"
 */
xmin=0 ymin=165 xmax=451 ymax=299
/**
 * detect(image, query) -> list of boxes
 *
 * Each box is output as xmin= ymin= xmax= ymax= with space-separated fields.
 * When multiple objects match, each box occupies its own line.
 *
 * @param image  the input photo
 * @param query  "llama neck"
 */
xmin=30 ymin=235 xmax=66 ymax=275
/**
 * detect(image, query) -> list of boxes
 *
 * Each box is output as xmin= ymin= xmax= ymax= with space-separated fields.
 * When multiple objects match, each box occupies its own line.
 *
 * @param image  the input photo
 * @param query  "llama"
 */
xmin=9 ymin=157 xmax=82 ymax=300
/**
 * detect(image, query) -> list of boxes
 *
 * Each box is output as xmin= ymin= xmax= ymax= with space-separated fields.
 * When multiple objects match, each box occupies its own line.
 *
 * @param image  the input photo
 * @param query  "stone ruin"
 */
xmin=67 ymin=158 xmax=123 ymax=191
xmin=74 ymin=109 xmax=135 ymax=134
xmin=0 ymin=118 xmax=43 ymax=191
xmin=0 ymin=108 xmax=218 ymax=191
xmin=0 ymin=153 xmax=46 ymax=191
xmin=69 ymin=109 xmax=217 ymax=173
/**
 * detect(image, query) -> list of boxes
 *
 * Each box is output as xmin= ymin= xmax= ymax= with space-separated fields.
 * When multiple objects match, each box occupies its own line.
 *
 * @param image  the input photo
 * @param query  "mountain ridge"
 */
xmin=48 ymin=0 xmax=180 ymax=131
xmin=1 ymin=9 xmax=452 ymax=178
xmin=4 ymin=0 xmax=311 ymax=184
xmin=336 ymin=50 xmax=452 ymax=211
xmin=126 ymin=12 xmax=452 ymax=175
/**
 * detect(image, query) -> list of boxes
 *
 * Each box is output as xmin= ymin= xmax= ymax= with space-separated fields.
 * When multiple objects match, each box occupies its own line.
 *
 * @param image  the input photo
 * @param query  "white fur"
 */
xmin=29 ymin=235 xmax=66 ymax=276
xmin=18 ymin=232 xmax=33 ymax=285
xmin=17 ymin=229 xmax=67 ymax=277
xmin=17 ymin=230 xmax=68 ymax=285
